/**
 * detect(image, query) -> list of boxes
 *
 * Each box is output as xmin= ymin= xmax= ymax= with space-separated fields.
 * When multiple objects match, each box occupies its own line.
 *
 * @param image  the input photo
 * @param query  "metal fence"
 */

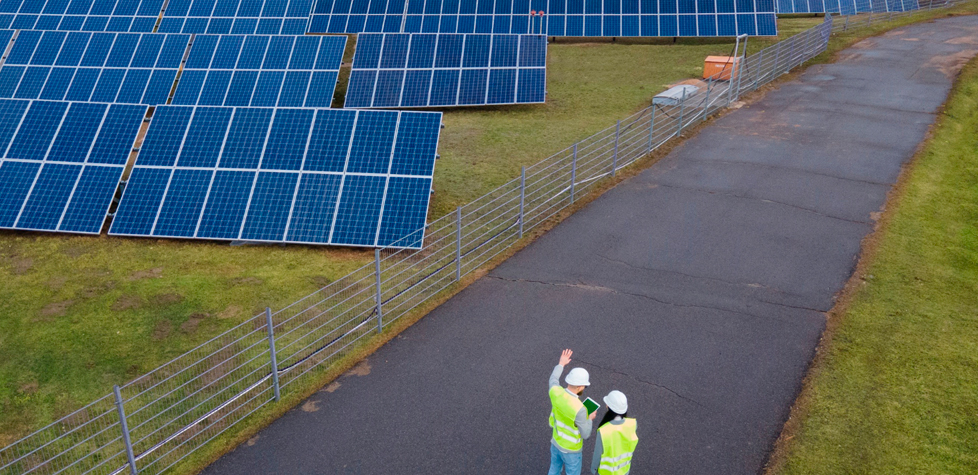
xmin=0 ymin=3 xmax=964 ymax=472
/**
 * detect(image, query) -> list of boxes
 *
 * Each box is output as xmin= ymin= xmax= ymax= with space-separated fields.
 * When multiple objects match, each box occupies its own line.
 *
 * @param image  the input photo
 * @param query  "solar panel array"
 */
xmin=0 ymin=0 xmax=164 ymax=32
xmin=776 ymin=0 xmax=918 ymax=13
xmin=0 ymin=98 xmax=147 ymax=234
xmin=346 ymin=33 xmax=546 ymax=109
xmin=308 ymin=0 xmax=778 ymax=36
xmin=171 ymin=34 xmax=346 ymax=108
xmin=157 ymin=0 xmax=315 ymax=35
xmin=110 ymin=107 xmax=442 ymax=248
xmin=0 ymin=31 xmax=190 ymax=104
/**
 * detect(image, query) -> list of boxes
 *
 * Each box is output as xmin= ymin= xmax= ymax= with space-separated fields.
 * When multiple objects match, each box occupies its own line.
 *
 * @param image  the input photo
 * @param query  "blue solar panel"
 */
xmin=776 ymin=0 xmax=915 ymax=13
xmin=308 ymin=0 xmax=777 ymax=36
xmin=0 ymin=31 xmax=190 ymax=104
xmin=157 ymin=0 xmax=314 ymax=35
xmin=110 ymin=106 xmax=442 ymax=249
xmin=170 ymin=34 xmax=346 ymax=108
xmin=0 ymin=0 xmax=164 ymax=32
xmin=0 ymin=98 xmax=148 ymax=234
xmin=346 ymin=33 xmax=546 ymax=108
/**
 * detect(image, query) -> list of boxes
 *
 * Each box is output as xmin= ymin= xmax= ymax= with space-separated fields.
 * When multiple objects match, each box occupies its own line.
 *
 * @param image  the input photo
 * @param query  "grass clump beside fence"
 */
xmin=769 ymin=56 xmax=978 ymax=474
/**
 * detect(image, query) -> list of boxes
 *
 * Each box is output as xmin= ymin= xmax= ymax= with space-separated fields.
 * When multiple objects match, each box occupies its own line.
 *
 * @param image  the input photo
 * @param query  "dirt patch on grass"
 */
xmin=151 ymin=293 xmax=184 ymax=306
xmin=180 ymin=313 xmax=208 ymax=334
xmin=81 ymin=281 xmax=116 ymax=298
xmin=128 ymin=267 xmax=162 ymax=281
xmin=36 ymin=301 xmax=73 ymax=320
xmin=310 ymin=275 xmax=332 ymax=288
xmin=152 ymin=320 xmax=173 ymax=340
xmin=6 ymin=256 xmax=33 ymax=274
xmin=18 ymin=382 xmax=38 ymax=395
xmin=111 ymin=295 xmax=144 ymax=311
xmin=218 ymin=304 xmax=244 ymax=320
xmin=301 ymin=400 xmax=320 ymax=412
xmin=232 ymin=276 xmax=263 ymax=286
xmin=324 ymin=382 xmax=341 ymax=393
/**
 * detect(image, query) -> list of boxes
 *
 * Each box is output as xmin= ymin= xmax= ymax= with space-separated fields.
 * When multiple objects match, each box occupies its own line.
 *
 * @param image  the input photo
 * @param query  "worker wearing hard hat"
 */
xmin=547 ymin=349 xmax=596 ymax=475
xmin=590 ymin=391 xmax=638 ymax=475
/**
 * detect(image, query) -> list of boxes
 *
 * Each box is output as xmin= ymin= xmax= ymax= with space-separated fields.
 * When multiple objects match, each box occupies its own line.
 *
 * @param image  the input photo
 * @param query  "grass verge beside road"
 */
xmin=767 ymin=56 xmax=978 ymax=474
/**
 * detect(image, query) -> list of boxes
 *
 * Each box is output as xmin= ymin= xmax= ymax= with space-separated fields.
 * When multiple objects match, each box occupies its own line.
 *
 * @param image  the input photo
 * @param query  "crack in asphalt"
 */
xmin=572 ymin=357 xmax=710 ymax=410
xmin=485 ymin=275 xmax=802 ymax=325
xmin=594 ymin=254 xmax=788 ymax=294
xmin=649 ymin=183 xmax=873 ymax=225
xmin=683 ymin=157 xmax=891 ymax=187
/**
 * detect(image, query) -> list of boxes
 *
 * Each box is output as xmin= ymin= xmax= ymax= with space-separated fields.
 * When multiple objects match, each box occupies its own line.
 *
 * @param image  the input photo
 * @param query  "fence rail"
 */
xmin=0 ymin=3 xmax=965 ymax=472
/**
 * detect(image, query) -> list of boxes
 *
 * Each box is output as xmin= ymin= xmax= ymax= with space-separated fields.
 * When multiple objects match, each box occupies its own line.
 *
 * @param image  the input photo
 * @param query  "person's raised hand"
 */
xmin=559 ymin=349 xmax=573 ymax=366
xmin=588 ymin=411 xmax=597 ymax=420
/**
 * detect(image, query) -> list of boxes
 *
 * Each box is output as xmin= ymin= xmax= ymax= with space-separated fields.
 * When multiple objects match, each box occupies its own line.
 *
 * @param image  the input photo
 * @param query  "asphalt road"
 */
xmin=202 ymin=17 xmax=978 ymax=475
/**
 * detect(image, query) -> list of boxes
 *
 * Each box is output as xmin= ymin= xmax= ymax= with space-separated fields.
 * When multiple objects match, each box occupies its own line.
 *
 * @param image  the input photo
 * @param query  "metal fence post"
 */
xmin=569 ymin=144 xmax=577 ymax=204
xmin=265 ymin=307 xmax=280 ymax=401
xmin=518 ymin=167 xmax=526 ymax=238
xmin=610 ymin=120 xmax=620 ymax=177
xmin=844 ymin=15 xmax=849 ymax=31
xmin=735 ymin=36 xmax=746 ymax=101
xmin=647 ymin=105 xmax=656 ymax=152
xmin=455 ymin=207 xmax=462 ymax=280
xmin=677 ymin=88 xmax=687 ymax=136
xmin=374 ymin=248 xmax=382 ymax=332
xmin=113 ymin=385 xmax=138 ymax=475
xmin=703 ymin=75 xmax=713 ymax=117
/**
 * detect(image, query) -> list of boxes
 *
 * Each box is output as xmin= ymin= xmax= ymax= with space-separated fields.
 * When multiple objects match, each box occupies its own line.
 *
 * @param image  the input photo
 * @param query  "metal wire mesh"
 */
xmin=5 ymin=8 xmax=959 ymax=472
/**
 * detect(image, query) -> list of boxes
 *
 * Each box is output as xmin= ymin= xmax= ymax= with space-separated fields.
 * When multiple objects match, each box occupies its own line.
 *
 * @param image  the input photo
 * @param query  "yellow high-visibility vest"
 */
xmin=597 ymin=418 xmax=638 ymax=475
xmin=548 ymin=386 xmax=584 ymax=451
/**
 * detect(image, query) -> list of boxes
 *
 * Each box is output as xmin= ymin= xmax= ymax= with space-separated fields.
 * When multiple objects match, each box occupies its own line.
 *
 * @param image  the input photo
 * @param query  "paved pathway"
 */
xmin=203 ymin=17 xmax=978 ymax=475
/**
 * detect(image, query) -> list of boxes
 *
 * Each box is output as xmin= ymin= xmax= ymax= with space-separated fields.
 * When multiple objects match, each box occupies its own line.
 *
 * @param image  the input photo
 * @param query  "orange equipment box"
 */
xmin=703 ymin=56 xmax=740 ymax=81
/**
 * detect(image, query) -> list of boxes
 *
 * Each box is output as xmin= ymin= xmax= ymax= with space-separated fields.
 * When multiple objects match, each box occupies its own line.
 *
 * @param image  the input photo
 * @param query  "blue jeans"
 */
xmin=548 ymin=443 xmax=582 ymax=475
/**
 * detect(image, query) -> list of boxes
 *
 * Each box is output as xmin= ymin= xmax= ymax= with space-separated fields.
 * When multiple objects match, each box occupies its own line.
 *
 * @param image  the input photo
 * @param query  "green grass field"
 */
xmin=0 ymin=12 xmax=960 ymax=447
xmin=771 ymin=57 xmax=978 ymax=474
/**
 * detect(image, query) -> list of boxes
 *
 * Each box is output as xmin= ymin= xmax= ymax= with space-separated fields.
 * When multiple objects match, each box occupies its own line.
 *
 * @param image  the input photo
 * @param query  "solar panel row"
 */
xmin=0 ymin=0 xmax=165 ymax=32
xmin=0 ymin=31 xmax=346 ymax=106
xmin=171 ymin=34 xmax=346 ymax=107
xmin=110 ymin=107 xmax=442 ymax=248
xmin=0 ymin=30 xmax=190 ymax=104
xmin=0 ymin=98 xmax=147 ymax=234
xmin=346 ymin=33 xmax=546 ymax=108
xmin=0 ymin=0 xmax=312 ymax=33
xmin=776 ymin=0 xmax=918 ymax=13
xmin=307 ymin=0 xmax=778 ymax=36
xmin=157 ymin=0 xmax=314 ymax=35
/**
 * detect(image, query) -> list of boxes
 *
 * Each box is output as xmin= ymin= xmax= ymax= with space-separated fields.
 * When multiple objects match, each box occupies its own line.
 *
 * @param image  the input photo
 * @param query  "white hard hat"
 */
xmin=603 ymin=390 xmax=628 ymax=414
xmin=565 ymin=367 xmax=590 ymax=386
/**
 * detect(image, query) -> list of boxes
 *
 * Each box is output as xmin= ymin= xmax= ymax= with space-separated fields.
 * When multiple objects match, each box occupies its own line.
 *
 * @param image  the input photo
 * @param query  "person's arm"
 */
xmin=550 ymin=349 xmax=573 ymax=388
xmin=576 ymin=407 xmax=593 ymax=440
xmin=590 ymin=430 xmax=603 ymax=474
xmin=549 ymin=365 xmax=563 ymax=388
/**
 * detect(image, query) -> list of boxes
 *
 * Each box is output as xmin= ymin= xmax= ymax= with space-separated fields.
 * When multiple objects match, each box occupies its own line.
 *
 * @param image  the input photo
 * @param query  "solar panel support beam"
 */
xmin=113 ymin=385 xmax=138 ymax=475
xmin=265 ymin=307 xmax=281 ymax=402
xmin=610 ymin=120 xmax=620 ymax=178
xmin=518 ymin=167 xmax=526 ymax=238
xmin=570 ymin=144 xmax=577 ymax=205
xmin=456 ymin=207 xmax=462 ymax=281
xmin=375 ymin=249 xmax=383 ymax=332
